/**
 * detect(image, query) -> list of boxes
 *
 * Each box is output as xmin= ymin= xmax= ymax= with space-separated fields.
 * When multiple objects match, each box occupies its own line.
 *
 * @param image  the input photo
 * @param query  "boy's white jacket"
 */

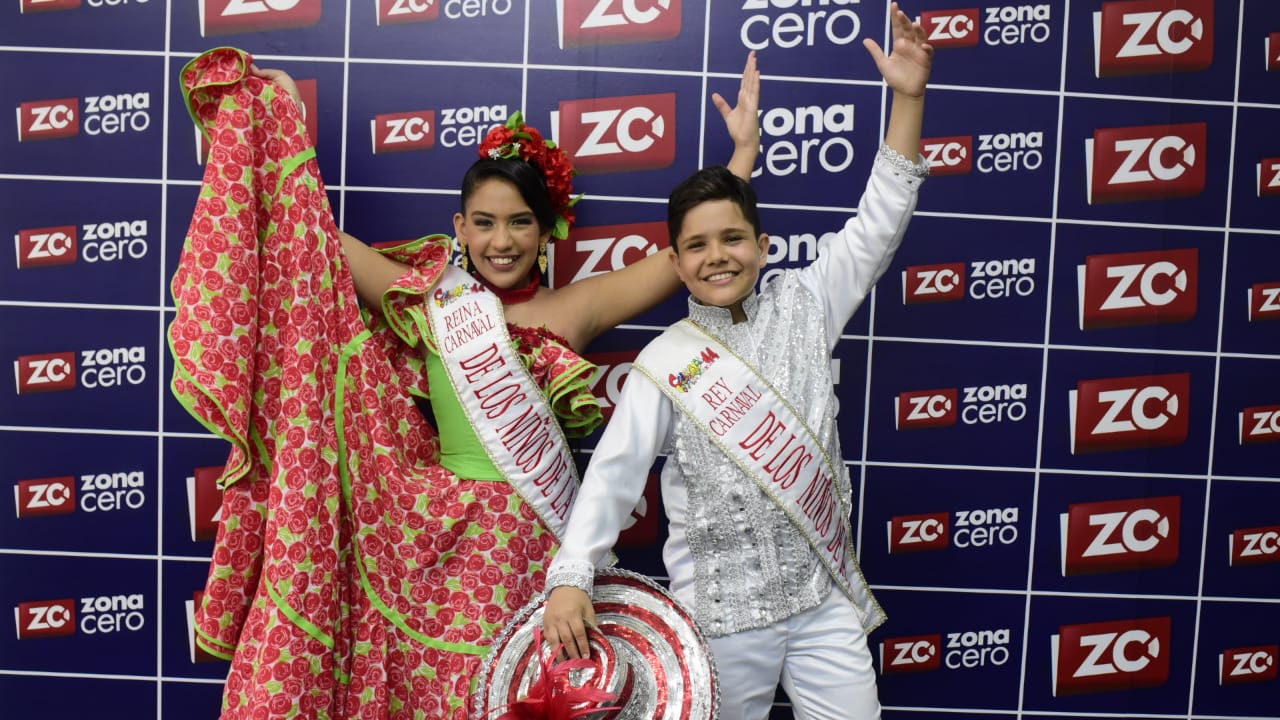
xmin=547 ymin=148 xmax=926 ymax=637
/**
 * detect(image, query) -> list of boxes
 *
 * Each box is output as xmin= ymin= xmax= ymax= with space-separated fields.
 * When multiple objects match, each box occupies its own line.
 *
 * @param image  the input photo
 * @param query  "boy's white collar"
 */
xmin=687 ymin=291 xmax=760 ymax=326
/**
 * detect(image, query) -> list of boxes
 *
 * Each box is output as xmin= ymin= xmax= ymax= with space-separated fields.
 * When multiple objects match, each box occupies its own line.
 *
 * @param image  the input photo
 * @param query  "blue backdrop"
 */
xmin=2 ymin=1 xmax=1278 ymax=718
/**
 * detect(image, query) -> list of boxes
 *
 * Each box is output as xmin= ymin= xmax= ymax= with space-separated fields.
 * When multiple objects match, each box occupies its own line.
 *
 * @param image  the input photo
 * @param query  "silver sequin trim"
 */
xmin=878 ymin=143 xmax=930 ymax=179
xmin=545 ymin=559 xmax=595 ymax=595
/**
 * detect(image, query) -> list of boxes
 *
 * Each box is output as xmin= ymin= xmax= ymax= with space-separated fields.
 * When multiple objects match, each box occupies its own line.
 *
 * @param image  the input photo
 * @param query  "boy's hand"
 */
xmin=713 ymin=50 xmax=760 ymax=154
xmin=542 ymin=585 xmax=597 ymax=660
xmin=863 ymin=2 xmax=933 ymax=99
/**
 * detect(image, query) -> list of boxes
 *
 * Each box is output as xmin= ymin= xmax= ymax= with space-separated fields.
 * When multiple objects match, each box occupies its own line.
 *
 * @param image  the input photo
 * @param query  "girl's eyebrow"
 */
xmin=470 ymin=210 xmax=534 ymax=218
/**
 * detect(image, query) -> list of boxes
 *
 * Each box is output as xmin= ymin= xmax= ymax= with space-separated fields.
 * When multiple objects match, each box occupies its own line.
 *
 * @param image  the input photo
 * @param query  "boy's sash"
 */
xmin=424 ymin=265 xmax=579 ymax=541
xmin=633 ymin=319 xmax=875 ymax=622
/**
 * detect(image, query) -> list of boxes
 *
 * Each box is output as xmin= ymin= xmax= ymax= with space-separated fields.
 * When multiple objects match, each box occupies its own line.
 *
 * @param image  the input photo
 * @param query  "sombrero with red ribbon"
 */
xmin=471 ymin=569 xmax=719 ymax=719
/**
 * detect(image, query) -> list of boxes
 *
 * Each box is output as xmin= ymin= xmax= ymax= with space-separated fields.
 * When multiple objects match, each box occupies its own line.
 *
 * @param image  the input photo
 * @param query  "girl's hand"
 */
xmin=713 ymin=50 xmax=761 ymax=154
xmin=249 ymin=64 xmax=303 ymax=109
xmin=863 ymin=2 xmax=934 ymax=99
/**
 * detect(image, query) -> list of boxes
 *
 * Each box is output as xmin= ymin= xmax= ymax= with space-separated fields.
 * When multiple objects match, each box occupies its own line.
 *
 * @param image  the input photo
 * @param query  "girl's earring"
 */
xmin=460 ymin=245 xmax=469 ymax=272
xmin=538 ymin=239 xmax=548 ymax=274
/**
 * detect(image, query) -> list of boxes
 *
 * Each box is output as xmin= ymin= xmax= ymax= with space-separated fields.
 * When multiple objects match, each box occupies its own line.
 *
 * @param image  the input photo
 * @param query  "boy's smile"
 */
xmin=670 ymin=199 xmax=770 ymax=323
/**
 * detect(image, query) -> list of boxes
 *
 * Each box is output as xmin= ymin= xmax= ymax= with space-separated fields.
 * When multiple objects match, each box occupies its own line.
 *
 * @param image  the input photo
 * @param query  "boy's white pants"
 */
xmin=706 ymin=590 xmax=882 ymax=720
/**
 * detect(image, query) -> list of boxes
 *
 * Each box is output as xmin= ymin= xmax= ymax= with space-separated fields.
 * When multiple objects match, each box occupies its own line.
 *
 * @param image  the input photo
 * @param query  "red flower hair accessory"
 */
xmin=479 ymin=111 xmax=580 ymax=240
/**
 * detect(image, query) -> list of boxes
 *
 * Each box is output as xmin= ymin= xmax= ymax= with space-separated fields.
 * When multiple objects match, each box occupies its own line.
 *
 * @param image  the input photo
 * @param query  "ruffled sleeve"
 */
xmin=509 ymin=325 xmax=603 ymax=439
xmin=358 ymin=234 xmax=454 ymax=400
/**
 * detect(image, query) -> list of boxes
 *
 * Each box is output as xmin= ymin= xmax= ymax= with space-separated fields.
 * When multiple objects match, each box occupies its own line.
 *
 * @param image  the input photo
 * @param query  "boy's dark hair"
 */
xmin=667 ymin=165 xmax=761 ymax=252
xmin=460 ymin=158 xmax=556 ymax=234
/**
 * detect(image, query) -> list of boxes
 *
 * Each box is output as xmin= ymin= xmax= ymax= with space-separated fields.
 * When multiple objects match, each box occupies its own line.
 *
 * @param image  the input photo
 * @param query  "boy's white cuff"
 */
xmin=545 ymin=559 xmax=596 ymax=596
xmin=876 ymin=144 xmax=930 ymax=185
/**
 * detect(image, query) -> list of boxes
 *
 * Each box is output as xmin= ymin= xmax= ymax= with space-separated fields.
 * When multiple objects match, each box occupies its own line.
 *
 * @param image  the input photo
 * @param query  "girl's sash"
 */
xmin=632 ymin=319 xmax=882 ymax=629
xmin=424 ymin=265 xmax=579 ymax=540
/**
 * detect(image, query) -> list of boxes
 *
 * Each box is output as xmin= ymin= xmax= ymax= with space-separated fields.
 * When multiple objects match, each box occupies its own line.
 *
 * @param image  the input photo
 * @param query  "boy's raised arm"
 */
xmin=864 ymin=2 xmax=933 ymax=161
xmin=715 ymin=50 xmax=761 ymax=181
xmin=799 ymin=3 xmax=933 ymax=347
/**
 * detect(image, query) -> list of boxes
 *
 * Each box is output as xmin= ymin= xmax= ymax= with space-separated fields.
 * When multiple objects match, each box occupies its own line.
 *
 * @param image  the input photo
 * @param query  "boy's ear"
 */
xmin=668 ymin=242 xmax=684 ymax=274
xmin=756 ymin=233 xmax=770 ymax=268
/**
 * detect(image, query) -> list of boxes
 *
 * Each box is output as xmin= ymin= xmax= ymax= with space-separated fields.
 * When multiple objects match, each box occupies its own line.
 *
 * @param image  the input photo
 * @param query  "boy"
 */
xmin=543 ymin=5 xmax=932 ymax=718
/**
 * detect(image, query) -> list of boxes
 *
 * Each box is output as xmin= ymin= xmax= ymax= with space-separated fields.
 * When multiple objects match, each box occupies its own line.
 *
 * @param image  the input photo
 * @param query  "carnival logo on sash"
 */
xmin=433 ymin=281 xmax=483 ymax=308
xmin=669 ymin=346 xmax=719 ymax=393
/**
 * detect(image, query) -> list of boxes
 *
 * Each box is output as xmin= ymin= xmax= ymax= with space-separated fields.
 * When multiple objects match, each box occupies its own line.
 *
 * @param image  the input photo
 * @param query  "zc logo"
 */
xmin=1086 ymin=122 xmax=1207 ymax=204
xmin=14 ymin=352 xmax=77 ymax=394
xmin=919 ymin=136 xmax=973 ymax=176
xmin=15 ymin=226 xmax=78 ymax=269
xmin=376 ymin=0 xmax=514 ymax=25
xmin=14 ymin=477 xmax=76 ymax=518
xmin=904 ymin=257 xmax=1035 ymax=303
xmin=895 ymin=388 xmax=957 ymax=430
xmin=554 ymin=94 xmax=677 ymax=175
xmin=552 ymin=221 xmax=668 ymax=288
xmin=15 ymin=599 xmax=76 ymax=639
xmin=17 ymin=472 xmax=144 ymax=516
xmin=1069 ymin=372 xmax=1190 ymax=454
xmin=558 ymin=0 xmax=682 ymax=48
xmin=15 ymin=347 xmax=146 ymax=393
xmin=903 ymin=262 xmax=965 ymax=304
xmin=371 ymin=110 xmax=435 ymax=153
xmin=919 ymin=5 xmax=1053 ymax=49
xmin=1060 ymin=495 xmax=1180 ymax=576
xmin=1257 ymin=157 xmax=1280 ymax=197
xmin=584 ymin=349 xmax=640 ymax=421
xmin=879 ymin=634 xmax=943 ymax=674
xmin=1052 ymin=616 xmax=1172 ymax=696
xmin=1229 ymin=525 xmax=1280 ymax=567
xmin=19 ymin=0 xmax=80 ymax=12
xmin=919 ymin=8 xmax=979 ymax=48
xmin=18 ymin=98 xmax=79 ymax=141
xmin=376 ymin=0 xmax=439 ymax=25
xmin=1239 ymin=404 xmax=1280 ymax=445
xmin=1249 ymin=281 xmax=1280 ymax=322
xmin=17 ymin=594 xmax=145 ymax=638
xmin=1077 ymin=248 xmax=1198 ymax=330
xmin=887 ymin=512 xmax=950 ymax=553
xmin=200 ymin=0 xmax=323 ymax=37
xmin=187 ymin=466 xmax=224 ymax=542
xmin=1093 ymin=0 xmax=1214 ymax=78
xmin=1220 ymin=645 xmax=1279 ymax=686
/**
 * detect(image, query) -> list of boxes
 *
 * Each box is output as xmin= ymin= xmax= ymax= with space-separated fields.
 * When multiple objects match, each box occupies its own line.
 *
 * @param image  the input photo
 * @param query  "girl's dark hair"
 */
xmin=459 ymin=158 xmax=556 ymax=233
xmin=666 ymin=165 xmax=761 ymax=252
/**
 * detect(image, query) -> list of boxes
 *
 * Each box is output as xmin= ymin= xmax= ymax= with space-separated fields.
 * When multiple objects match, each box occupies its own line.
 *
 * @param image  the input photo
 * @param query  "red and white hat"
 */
xmin=471 ymin=569 xmax=719 ymax=719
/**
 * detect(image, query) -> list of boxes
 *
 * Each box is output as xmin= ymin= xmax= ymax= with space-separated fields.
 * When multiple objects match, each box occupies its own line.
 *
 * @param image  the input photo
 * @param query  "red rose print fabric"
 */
xmin=171 ymin=47 xmax=602 ymax=720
